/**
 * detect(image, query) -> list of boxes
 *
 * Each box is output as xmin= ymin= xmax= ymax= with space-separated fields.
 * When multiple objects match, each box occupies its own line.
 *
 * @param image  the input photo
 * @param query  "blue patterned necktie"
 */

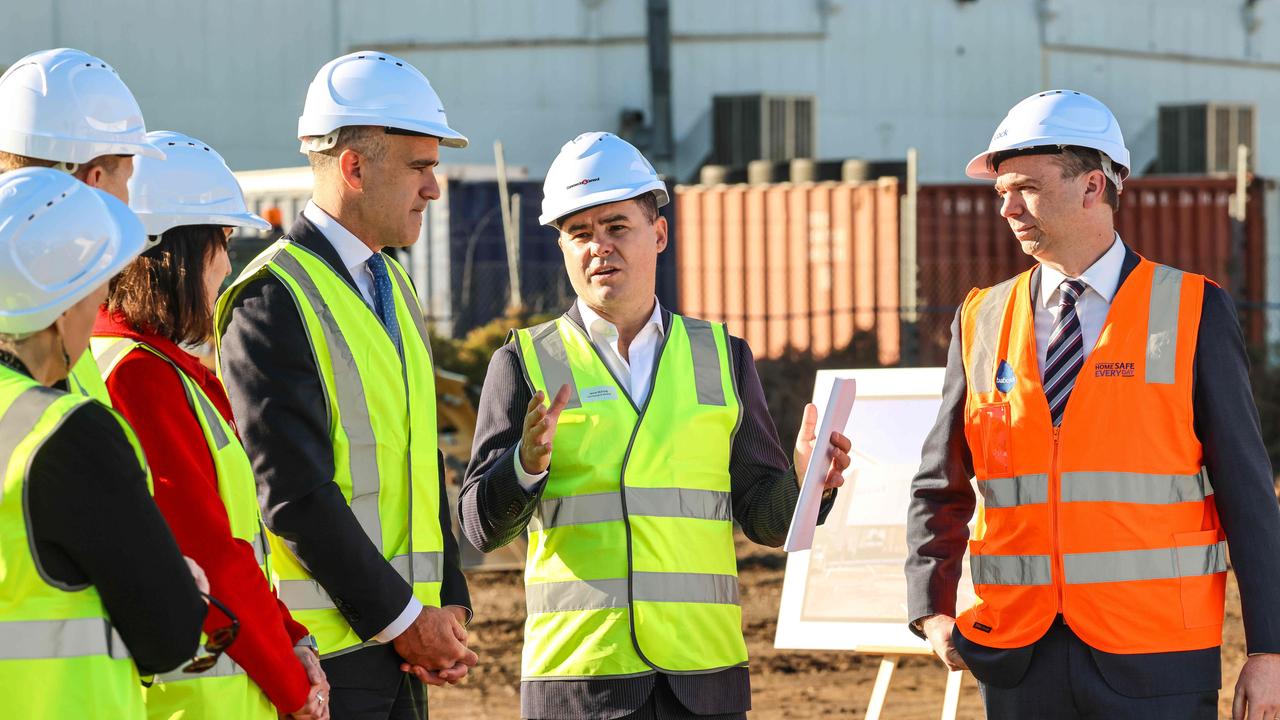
xmin=366 ymin=253 xmax=402 ymax=353
xmin=1044 ymin=279 xmax=1087 ymax=426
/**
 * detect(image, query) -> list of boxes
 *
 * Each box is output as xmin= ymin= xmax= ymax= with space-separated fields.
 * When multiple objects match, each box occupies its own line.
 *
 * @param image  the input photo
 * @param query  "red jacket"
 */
xmin=94 ymin=310 xmax=311 ymax=712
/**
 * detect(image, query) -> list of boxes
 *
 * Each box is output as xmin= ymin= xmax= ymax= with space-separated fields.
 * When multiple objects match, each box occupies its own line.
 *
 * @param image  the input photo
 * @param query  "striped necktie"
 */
xmin=1044 ymin=279 xmax=1087 ymax=426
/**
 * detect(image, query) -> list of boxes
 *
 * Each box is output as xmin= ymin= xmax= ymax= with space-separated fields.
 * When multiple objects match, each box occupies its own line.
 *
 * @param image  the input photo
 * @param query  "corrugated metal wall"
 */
xmin=676 ymin=180 xmax=900 ymax=364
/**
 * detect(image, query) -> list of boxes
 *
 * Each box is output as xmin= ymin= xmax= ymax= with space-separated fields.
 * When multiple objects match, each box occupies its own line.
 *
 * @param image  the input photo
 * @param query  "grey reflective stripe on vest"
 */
xmin=626 ymin=487 xmax=731 ymax=522
xmin=1146 ymin=265 xmax=1184 ymax=385
xmin=681 ymin=317 xmax=726 ymax=406
xmin=967 ymin=277 xmax=1018 ymax=394
xmin=0 ymin=617 xmax=129 ymax=660
xmin=633 ymin=571 xmax=739 ymax=604
xmin=530 ymin=492 xmax=623 ymax=532
xmin=386 ymin=261 xmax=434 ymax=363
xmin=277 ymin=552 xmax=443 ymax=610
xmin=154 ymin=652 xmax=243 ymax=682
xmin=526 ymin=577 xmax=628 ymax=614
xmin=93 ymin=338 xmax=135 ymax=377
xmin=528 ymin=321 xmax=582 ymax=410
xmin=272 ymin=250 xmax=383 ymax=553
xmin=1064 ymin=541 xmax=1226 ymax=584
xmin=0 ymin=385 xmax=64 ymax=503
xmin=526 ymin=572 xmax=739 ymax=614
xmin=390 ymin=551 xmax=444 ymax=583
xmin=1061 ymin=468 xmax=1212 ymax=504
xmin=183 ymin=378 xmax=230 ymax=450
xmin=971 ymin=553 xmax=1052 ymax=585
xmin=979 ymin=474 xmax=1049 ymax=508
xmin=529 ymin=488 xmax=732 ymax=532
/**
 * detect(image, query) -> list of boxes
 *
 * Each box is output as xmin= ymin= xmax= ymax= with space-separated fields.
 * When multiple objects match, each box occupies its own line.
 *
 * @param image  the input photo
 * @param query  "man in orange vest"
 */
xmin=906 ymin=89 xmax=1280 ymax=720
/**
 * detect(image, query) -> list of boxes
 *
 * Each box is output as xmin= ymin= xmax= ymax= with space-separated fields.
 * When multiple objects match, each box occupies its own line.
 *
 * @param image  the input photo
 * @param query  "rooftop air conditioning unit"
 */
xmin=1157 ymin=103 xmax=1255 ymax=175
xmin=712 ymin=94 xmax=815 ymax=168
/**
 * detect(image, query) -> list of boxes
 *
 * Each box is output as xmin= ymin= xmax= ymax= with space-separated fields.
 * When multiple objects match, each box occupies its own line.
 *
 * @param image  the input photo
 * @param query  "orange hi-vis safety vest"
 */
xmin=957 ymin=255 xmax=1226 ymax=654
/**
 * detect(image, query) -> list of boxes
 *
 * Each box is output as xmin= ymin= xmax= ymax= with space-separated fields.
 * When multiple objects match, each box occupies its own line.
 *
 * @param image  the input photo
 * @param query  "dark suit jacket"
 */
xmin=218 ymin=215 xmax=471 ymax=648
xmin=905 ymin=246 xmax=1280 ymax=697
xmin=460 ymin=304 xmax=833 ymax=719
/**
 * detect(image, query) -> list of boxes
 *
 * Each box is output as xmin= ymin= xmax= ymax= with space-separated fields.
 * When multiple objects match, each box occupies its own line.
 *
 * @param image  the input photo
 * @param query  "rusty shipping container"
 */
xmin=677 ymin=175 xmax=1265 ymax=368
xmin=676 ymin=180 xmax=901 ymax=364
xmin=916 ymin=177 xmax=1267 ymax=363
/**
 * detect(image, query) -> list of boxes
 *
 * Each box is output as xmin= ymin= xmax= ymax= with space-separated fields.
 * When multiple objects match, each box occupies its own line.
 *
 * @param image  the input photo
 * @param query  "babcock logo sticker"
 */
xmin=995 ymin=360 xmax=1015 ymax=394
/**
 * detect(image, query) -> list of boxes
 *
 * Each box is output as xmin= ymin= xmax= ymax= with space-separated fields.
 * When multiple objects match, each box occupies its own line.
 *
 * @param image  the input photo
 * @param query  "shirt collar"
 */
xmin=575 ymin=297 xmax=664 ymax=344
xmin=1038 ymin=233 xmax=1125 ymax=309
xmin=303 ymin=200 xmax=374 ymax=276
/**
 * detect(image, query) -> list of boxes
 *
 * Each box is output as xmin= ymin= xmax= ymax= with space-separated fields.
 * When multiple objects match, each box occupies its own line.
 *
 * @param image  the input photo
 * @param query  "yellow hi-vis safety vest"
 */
xmin=91 ymin=337 xmax=276 ymax=720
xmin=512 ymin=313 xmax=748 ymax=680
xmin=0 ymin=363 xmax=146 ymax=719
xmin=215 ymin=239 xmax=443 ymax=657
xmin=68 ymin=350 xmax=112 ymax=406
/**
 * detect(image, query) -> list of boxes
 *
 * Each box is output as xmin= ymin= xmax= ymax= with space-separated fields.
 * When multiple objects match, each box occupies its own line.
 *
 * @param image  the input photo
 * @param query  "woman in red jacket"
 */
xmin=93 ymin=131 xmax=329 ymax=720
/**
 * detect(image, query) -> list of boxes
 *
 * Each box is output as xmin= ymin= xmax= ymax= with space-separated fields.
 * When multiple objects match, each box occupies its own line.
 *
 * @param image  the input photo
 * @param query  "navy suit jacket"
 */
xmin=905 ymin=246 xmax=1280 ymax=696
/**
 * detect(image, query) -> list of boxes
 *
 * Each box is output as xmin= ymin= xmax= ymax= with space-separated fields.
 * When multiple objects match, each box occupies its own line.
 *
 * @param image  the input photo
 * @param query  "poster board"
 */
xmin=774 ymin=367 xmax=975 ymax=653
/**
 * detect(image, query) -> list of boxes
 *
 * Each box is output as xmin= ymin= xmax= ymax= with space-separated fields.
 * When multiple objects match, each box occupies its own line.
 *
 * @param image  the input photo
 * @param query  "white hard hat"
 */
xmin=539 ymin=132 xmax=669 ymax=226
xmin=129 ymin=131 xmax=269 ymax=238
xmin=0 ymin=48 xmax=163 ymax=167
xmin=297 ymin=50 xmax=467 ymax=154
xmin=967 ymin=89 xmax=1130 ymax=190
xmin=0 ymin=167 xmax=147 ymax=334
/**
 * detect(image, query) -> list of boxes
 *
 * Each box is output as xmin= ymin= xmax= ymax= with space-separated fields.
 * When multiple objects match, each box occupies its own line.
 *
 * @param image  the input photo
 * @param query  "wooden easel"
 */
xmin=858 ymin=646 xmax=963 ymax=720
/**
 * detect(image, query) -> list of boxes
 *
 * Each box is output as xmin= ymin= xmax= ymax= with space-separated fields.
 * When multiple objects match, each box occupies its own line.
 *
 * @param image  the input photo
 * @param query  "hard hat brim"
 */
xmin=297 ymin=116 xmax=469 ymax=152
xmin=137 ymin=210 xmax=272 ymax=237
xmin=0 ymin=129 xmax=166 ymax=164
xmin=966 ymin=138 xmax=1131 ymax=181
xmin=539 ymin=182 xmax=669 ymax=227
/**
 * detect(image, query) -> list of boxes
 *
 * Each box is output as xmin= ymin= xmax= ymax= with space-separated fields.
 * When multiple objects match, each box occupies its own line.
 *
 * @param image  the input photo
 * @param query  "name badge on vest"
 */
xmin=995 ymin=360 xmax=1015 ymax=394
xmin=581 ymin=385 xmax=620 ymax=403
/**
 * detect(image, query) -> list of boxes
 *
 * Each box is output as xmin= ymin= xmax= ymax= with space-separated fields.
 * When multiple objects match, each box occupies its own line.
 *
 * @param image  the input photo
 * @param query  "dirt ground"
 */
xmin=429 ymin=535 xmax=1247 ymax=719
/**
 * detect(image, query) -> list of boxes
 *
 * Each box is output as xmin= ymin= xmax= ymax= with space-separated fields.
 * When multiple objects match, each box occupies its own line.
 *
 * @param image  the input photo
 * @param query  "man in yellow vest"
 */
xmin=0 ymin=47 xmax=166 ymax=405
xmin=216 ymin=51 xmax=475 ymax=719
xmin=906 ymin=90 xmax=1280 ymax=719
xmin=460 ymin=132 xmax=851 ymax=720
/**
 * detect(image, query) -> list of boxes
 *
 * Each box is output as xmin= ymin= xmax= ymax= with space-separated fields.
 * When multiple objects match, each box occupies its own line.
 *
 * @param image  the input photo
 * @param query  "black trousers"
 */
xmin=616 ymin=675 xmax=747 ymax=720
xmin=963 ymin=621 xmax=1218 ymax=720
xmin=322 ymin=644 xmax=428 ymax=720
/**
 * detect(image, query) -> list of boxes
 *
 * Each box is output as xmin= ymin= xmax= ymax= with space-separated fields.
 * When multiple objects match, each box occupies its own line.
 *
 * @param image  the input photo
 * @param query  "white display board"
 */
xmin=774 ymin=367 xmax=975 ymax=654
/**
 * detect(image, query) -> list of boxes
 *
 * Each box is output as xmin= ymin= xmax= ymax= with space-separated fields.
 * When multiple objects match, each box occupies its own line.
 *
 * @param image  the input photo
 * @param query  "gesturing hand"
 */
xmin=518 ymin=384 xmax=572 ymax=476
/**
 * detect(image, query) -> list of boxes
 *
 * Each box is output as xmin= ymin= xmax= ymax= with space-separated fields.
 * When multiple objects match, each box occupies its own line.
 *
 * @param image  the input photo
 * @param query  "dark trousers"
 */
xmin=616 ymin=675 xmax=747 ymax=720
xmin=964 ymin=621 xmax=1218 ymax=720
xmin=323 ymin=644 xmax=428 ymax=720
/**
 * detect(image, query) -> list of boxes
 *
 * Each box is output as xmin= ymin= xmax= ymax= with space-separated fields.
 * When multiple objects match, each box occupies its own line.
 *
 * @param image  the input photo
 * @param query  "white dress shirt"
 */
xmin=515 ymin=298 xmax=665 ymax=489
xmin=303 ymin=201 xmax=377 ymax=308
xmin=1035 ymin=234 xmax=1126 ymax=380
xmin=302 ymin=199 xmax=422 ymax=643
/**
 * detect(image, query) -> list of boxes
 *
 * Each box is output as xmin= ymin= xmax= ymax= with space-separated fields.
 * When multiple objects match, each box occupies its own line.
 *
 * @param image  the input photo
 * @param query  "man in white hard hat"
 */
xmin=459 ymin=132 xmax=851 ymax=720
xmin=906 ymin=90 xmax=1280 ymax=719
xmin=0 ymin=48 xmax=165 ymax=405
xmin=216 ymin=51 xmax=475 ymax=719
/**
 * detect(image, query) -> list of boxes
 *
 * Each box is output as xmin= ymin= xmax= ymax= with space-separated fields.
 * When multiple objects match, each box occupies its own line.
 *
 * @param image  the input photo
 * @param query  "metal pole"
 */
xmin=899 ymin=147 xmax=919 ymax=365
xmin=646 ymin=0 xmax=674 ymax=175
xmin=494 ymin=140 xmax=522 ymax=310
